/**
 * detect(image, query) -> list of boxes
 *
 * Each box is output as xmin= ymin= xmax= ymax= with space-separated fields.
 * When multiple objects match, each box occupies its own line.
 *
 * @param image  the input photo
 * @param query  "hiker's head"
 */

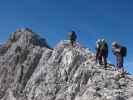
xmin=112 ymin=41 xmax=119 ymax=48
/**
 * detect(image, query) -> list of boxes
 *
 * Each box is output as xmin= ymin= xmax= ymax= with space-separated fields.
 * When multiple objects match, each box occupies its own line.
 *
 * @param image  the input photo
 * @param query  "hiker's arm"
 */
xmin=112 ymin=48 xmax=121 ymax=54
xmin=114 ymin=48 xmax=121 ymax=52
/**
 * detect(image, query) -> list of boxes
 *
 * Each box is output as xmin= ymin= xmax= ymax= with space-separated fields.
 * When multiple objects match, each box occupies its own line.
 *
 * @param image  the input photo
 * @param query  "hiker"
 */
xmin=68 ymin=31 xmax=77 ymax=46
xmin=95 ymin=39 xmax=108 ymax=67
xmin=112 ymin=41 xmax=127 ymax=71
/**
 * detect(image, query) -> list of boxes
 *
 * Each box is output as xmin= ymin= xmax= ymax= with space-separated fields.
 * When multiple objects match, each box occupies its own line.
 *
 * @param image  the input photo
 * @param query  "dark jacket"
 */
xmin=69 ymin=32 xmax=77 ymax=41
xmin=96 ymin=42 xmax=108 ymax=58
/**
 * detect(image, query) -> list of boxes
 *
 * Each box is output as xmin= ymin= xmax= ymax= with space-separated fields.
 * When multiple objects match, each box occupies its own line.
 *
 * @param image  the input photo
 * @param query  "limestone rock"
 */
xmin=0 ymin=28 xmax=133 ymax=100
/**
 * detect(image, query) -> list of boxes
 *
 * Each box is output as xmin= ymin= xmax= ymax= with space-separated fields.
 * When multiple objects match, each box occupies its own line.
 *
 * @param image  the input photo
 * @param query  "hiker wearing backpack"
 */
xmin=112 ymin=41 xmax=127 ymax=70
xmin=95 ymin=39 xmax=108 ymax=67
xmin=68 ymin=31 xmax=77 ymax=46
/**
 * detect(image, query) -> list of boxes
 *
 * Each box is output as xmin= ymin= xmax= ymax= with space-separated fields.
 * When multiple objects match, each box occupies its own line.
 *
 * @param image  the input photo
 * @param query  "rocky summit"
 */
xmin=0 ymin=28 xmax=133 ymax=100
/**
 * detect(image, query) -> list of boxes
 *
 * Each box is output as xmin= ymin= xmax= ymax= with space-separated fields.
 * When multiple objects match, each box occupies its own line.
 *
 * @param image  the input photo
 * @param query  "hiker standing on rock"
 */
xmin=68 ymin=31 xmax=77 ymax=46
xmin=95 ymin=39 xmax=108 ymax=68
xmin=112 ymin=41 xmax=127 ymax=71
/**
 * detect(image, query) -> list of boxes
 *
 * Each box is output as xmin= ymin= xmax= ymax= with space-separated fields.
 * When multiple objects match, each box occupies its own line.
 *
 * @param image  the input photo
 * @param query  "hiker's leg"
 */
xmin=96 ymin=51 xmax=99 ymax=63
xmin=116 ymin=55 xmax=119 ymax=70
xmin=117 ymin=55 xmax=123 ymax=69
xmin=120 ymin=56 xmax=124 ymax=68
xmin=101 ymin=51 xmax=106 ymax=66
xmin=70 ymin=39 xmax=75 ymax=46
xmin=71 ymin=41 xmax=74 ymax=46
xmin=118 ymin=56 xmax=125 ymax=77
xmin=103 ymin=55 xmax=107 ymax=67
xmin=119 ymin=55 xmax=124 ymax=72
xmin=98 ymin=56 xmax=102 ymax=65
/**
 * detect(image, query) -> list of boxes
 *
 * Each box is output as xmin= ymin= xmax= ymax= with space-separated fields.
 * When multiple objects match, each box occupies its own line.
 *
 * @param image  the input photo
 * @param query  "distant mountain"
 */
xmin=0 ymin=28 xmax=133 ymax=100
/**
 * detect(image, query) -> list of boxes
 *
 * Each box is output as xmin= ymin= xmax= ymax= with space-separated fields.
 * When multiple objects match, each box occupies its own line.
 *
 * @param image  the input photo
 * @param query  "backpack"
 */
xmin=120 ymin=46 xmax=127 ymax=57
xmin=100 ymin=41 xmax=108 ymax=51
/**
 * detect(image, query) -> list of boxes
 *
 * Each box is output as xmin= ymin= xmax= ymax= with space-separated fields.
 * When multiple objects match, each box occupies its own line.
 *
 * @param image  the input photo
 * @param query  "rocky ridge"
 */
xmin=0 ymin=28 xmax=133 ymax=100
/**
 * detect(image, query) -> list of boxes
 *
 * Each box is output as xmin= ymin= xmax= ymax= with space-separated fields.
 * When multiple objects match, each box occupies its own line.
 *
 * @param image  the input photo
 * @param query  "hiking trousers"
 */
xmin=116 ymin=54 xmax=123 ymax=69
xmin=97 ymin=50 xmax=107 ymax=66
xmin=70 ymin=39 xmax=76 ymax=46
xmin=98 ymin=55 xmax=107 ymax=66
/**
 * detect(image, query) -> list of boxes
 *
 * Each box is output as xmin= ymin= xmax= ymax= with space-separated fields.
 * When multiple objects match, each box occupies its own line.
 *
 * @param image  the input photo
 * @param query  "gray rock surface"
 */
xmin=0 ymin=28 xmax=133 ymax=100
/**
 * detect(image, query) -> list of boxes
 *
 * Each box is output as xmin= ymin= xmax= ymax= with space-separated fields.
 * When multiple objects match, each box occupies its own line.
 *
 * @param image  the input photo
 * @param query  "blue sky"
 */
xmin=0 ymin=0 xmax=133 ymax=73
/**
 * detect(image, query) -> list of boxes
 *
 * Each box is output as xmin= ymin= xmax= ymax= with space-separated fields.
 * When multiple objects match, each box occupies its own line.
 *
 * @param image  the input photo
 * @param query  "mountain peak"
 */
xmin=9 ymin=28 xmax=49 ymax=48
xmin=0 ymin=29 xmax=133 ymax=100
xmin=0 ymin=28 xmax=50 ymax=56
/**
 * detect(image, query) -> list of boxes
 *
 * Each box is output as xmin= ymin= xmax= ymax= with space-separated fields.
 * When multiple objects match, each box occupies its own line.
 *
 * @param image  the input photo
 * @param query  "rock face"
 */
xmin=0 ymin=28 xmax=133 ymax=100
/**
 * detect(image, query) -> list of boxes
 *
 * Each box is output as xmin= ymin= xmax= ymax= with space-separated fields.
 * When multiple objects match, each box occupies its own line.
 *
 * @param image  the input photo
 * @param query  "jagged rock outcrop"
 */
xmin=0 ymin=28 xmax=133 ymax=100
